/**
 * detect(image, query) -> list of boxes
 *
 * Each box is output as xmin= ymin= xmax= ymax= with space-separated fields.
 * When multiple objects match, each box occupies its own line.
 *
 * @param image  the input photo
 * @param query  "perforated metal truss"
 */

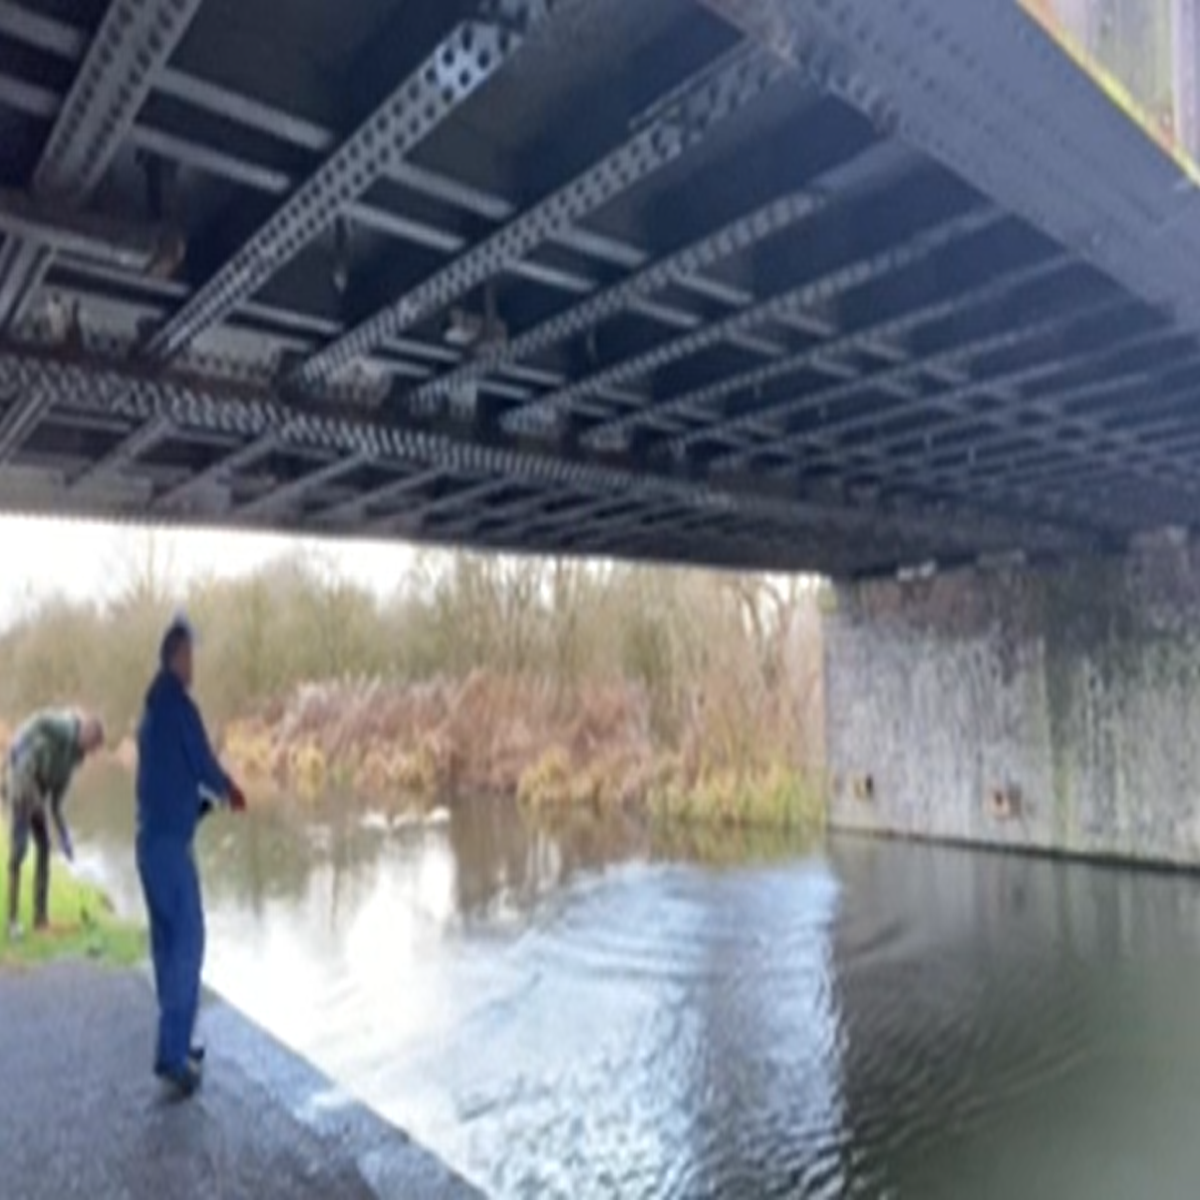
xmin=141 ymin=5 xmax=550 ymax=362
xmin=0 ymin=0 xmax=203 ymax=330
xmin=294 ymin=43 xmax=789 ymax=389
xmin=0 ymin=339 xmax=1082 ymax=565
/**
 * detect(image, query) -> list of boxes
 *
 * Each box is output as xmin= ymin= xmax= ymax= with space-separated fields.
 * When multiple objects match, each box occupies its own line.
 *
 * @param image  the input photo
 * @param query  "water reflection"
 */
xmin=70 ymin=769 xmax=1200 ymax=1199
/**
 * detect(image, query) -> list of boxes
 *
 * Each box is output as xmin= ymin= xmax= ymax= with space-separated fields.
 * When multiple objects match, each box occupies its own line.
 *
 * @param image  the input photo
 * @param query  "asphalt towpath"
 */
xmin=0 ymin=961 xmax=483 ymax=1200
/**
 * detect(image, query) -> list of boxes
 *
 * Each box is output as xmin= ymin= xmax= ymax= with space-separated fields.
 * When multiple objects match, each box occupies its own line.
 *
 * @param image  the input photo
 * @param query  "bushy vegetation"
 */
xmin=0 ymin=535 xmax=827 ymax=828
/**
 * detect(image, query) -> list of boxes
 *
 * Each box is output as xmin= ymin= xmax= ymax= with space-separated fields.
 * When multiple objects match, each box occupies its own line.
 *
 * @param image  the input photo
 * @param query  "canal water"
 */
xmin=72 ymin=769 xmax=1200 ymax=1199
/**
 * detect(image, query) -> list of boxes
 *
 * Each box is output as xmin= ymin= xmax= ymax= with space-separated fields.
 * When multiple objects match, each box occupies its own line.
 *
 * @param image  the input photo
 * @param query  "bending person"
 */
xmin=4 ymin=708 xmax=105 ymax=938
xmin=136 ymin=614 xmax=245 ymax=1098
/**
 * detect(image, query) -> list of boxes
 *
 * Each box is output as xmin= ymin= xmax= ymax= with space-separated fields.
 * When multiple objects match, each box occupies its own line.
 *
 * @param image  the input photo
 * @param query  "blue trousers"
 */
xmin=136 ymin=833 xmax=205 ymax=1072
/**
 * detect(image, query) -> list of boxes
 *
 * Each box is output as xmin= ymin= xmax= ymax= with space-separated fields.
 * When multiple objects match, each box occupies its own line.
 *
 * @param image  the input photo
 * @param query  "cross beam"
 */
xmin=0 ymin=0 xmax=203 ymax=330
xmin=141 ymin=4 xmax=549 ymax=362
xmin=507 ymin=197 xmax=1000 ymax=436
xmin=316 ymin=466 xmax=446 ymax=529
xmin=0 ymin=385 xmax=54 ymax=463
xmin=235 ymin=453 xmax=372 ymax=520
xmin=0 ymin=338 xmax=1080 ymax=559
xmin=69 ymin=415 xmax=173 ymax=492
xmin=155 ymin=431 xmax=281 ymax=512
xmin=295 ymin=44 xmax=789 ymax=388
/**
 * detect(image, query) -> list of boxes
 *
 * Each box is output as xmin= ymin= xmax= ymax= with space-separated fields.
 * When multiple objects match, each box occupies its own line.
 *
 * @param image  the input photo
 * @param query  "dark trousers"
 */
xmin=136 ymin=833 xmax=205 ymax=1071
xmin=7 ymin=809 xmax=50 ymax=930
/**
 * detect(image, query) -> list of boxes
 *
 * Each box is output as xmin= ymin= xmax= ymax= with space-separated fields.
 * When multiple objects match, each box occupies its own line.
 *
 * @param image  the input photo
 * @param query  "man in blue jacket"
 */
xmin=136 ymin=614 xmax=245 ymax=1098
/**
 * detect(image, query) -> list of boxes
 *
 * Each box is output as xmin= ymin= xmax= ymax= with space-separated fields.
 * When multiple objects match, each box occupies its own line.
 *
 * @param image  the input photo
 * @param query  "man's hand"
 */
xmin=228 ymin=782 xmax=247 ymax=814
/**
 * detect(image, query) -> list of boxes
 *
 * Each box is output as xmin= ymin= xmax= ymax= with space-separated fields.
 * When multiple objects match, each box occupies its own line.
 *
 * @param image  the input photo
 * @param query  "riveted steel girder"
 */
xmin=295 ymin=44 xmax=790 ymax=388
xmin=0 ymin=2 xmax=658 ymax=309
xmin=141 ymin=5 xmax=549 ymax=362
xmin=699 ymin=0 xmax=1200 ymax=355
xmin=154 ymin=431 xmax=283 ymax=512
xmin=69 ymin=415 xmax=174 ymax=491
xmin=511 ymin=202 xmax=1001 ymax=437
xmin=799 ymin=325 xmax=1189 ymax=463
xmin=0 ymin=338 xmax=1081 ymax=558
xmin=403 ymin=186 xmax=827 ymax=416
xmin=316 ymin=466 xmax=447 ymax=527
xmin=0 ymin=385 xmax=55 ymax=463
xmin=37 ymin=0 xmax=204 ymax=201
xmin=682 ymin=259 xmax=1094 ymax=465
xmin=598 ymin=256 xmax=1068 ymax=458
xmin=0 ymin=0 xmax=203 ymax=330
xmin=403 ymin=135 xmax=916 ymax=418
xmin=235 ymin=453 xmax=372 ymax=520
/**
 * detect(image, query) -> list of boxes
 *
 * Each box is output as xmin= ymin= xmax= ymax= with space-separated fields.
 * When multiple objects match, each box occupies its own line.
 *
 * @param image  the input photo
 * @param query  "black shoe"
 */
xmin=155 ymin=1060 xmax=202 ymax=1099
xmin=156 ymin=1046 xmax=205 ymax=1072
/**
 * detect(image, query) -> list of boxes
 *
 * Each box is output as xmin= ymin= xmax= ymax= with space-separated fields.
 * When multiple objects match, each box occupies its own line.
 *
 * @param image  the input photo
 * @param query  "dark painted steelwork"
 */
xmin=0 ymin=0 xmax=203 ymax=330
xmin=235 ymin=454 xmax=372 ymax=520
xmin=0 ymin=0 xmax=1195 ymax=575
xmin=295 ymin=43 xmax=789 ymax=389
xmin=69 ymin=415 xmax=174 ymax=492
xmin=141 ymin=4 xmax=549 ymax=362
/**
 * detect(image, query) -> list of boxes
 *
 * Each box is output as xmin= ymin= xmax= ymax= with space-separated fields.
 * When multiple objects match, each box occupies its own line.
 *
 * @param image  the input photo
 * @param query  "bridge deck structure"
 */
xmin=0 ymin=0 xmax=1198 ymax=576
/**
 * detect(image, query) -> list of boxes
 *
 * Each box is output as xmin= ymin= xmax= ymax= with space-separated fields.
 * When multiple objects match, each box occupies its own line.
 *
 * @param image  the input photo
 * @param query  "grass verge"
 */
xmin=0 ymin=828 xmax=145 ymax=970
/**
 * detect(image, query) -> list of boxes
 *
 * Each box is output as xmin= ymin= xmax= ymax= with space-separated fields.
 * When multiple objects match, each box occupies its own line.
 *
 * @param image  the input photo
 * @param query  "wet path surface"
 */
xmin=71 ymin=776 xmax=1200 ymax=1199
xmin=0 ymin=963 xmax=478 ymax=1200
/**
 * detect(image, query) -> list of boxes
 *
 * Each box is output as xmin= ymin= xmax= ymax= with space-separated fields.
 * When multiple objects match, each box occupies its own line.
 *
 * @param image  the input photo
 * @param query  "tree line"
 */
xmin=0 ymin=536 xmax=826 ymax=812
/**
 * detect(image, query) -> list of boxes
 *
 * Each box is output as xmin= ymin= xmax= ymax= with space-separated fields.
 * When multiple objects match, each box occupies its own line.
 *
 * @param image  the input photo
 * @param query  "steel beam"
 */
xmin=489 ymin=491 xmax=642 ymax=543
xmin=295 ymin=45 xmax=790 ymax=389
xmin=403 ymin=186 xmax=828 ymax=416
xmin=855 ymin=348 xmax=1200 ymax=509
xmin=510 ymin=203 xmax=1002 ymax=437
xmin=236 ymin=453 xmax=371 ymax=520
xmin=0 ymin=3 xmax=798 ymax=373
xmin=141 ymin=5 xmax=549 ymax=362
xmin=705 ymin=284 xmax=1127 ymax=471
xmin=0 ymin=385 xmax=54 ymax=463
xmin=69 ymin=415 xmax=172 ymax=491
xmin=400 ymin=138 xmax=913 ymax=416
xmin=0 ymin=243 xmax=50 ymax=333
xmin=412 ymin=477 xmax=515 ymax=523
xmin=698 ymin=0 xmax=1200 ymax=356
xmin=0 ymin=188 xmax=180 ymax=275
xmin=317 ymin=466 xmax=446 ymax=528
xmin=0 ymin=0 xmax=203 ymax=330
xmin=372 ymin=476 xmax=515 ymax=535
xmin=814 ymin=330 xmax=1193 ymax=465
xmin=591 ymin=253 xmax=1068 ymax=458
xmin=0 ymin=2 xmax=653 ymax=299
xmin=0 ymin=338 xmax=1078 ymax=559
xmin=154 ymin=431 xmax=282 ymax=512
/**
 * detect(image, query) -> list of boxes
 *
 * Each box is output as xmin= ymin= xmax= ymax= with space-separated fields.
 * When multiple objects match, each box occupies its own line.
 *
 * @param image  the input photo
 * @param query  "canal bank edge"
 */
xmin=824 ymin=535 xmax=1200 ymax=867
xmin=0 ymin=961 xmax=481 ymax=1200
xmin=199 ymin=983 xmax=483 ymax=1198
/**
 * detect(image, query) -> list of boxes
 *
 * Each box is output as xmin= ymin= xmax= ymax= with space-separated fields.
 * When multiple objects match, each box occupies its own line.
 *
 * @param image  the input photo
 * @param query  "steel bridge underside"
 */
xmin=0 ymin=0 xmax=1198 ymax=577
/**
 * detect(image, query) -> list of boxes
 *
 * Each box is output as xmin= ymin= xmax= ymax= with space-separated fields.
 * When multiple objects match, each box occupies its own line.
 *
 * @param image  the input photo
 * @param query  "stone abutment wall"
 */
xmin=825 ymin=537 xmax=1200 ymax=865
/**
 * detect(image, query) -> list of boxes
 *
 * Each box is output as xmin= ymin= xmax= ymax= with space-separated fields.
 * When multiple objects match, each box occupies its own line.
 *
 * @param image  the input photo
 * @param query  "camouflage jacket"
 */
xmin=7 ymin=710 xmax=83 ymax=808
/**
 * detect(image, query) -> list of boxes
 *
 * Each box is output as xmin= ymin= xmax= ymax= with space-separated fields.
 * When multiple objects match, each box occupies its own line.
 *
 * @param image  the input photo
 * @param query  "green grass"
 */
xmin=0 ymin=828 xmax=145 ymax=970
